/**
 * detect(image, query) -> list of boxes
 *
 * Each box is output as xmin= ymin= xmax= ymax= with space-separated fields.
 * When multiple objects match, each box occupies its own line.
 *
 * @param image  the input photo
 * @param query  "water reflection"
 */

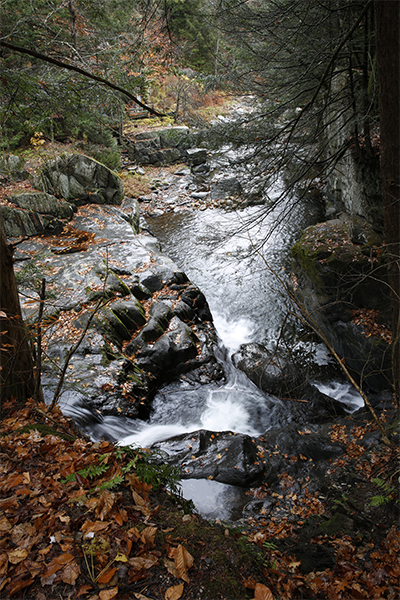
xmin=180 ymin=479 xmax=249 ymax=521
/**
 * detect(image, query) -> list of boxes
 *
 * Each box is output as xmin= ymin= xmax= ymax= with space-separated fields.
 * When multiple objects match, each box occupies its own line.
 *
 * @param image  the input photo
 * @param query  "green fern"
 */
xmin=97 ymin=475 xmax=125 ymax=491
xmin=61 ymin=462 xmax=110 ymax=484
xmin=370 ymin=477 xmax=398 ymax=507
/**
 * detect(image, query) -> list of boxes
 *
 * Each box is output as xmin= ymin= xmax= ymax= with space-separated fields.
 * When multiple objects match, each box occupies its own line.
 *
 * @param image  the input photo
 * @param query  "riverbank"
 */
xmin=0 ymin=395 xmax=399 ymax=600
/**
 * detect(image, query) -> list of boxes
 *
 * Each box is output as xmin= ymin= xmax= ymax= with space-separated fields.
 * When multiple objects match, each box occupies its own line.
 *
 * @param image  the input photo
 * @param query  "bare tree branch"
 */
xmin=0 ymin=40 xmax=167 ymax=117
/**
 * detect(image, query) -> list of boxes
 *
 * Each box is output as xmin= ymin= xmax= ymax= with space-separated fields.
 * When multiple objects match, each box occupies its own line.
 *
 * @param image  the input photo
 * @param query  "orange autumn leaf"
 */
xmin=97 ymin=566 xmax=117 ymax=584
xmin=254 ymin=583 xmax=274 ymax=600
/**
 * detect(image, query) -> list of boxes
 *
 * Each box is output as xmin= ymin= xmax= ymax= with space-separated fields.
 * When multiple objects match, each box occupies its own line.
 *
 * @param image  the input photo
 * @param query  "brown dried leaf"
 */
xmin=76 ymin=583 xmax=94 ymax=597
xmin=99 ymin=586 xmax=118 ymax=600
xmin=0 ymin=554 xmax=8 ymax=576
xmin=0 ymin=517 xmax=12 ymax=532
xmin=165 ymin=583 xmax=184 ymax=600
xmin=129 ymin=555 xmax=158 ymax=570
xmin=254 ymin=583 xmax=274 ymax=600
xmin=131 ymin=490 xmax=145 ymax=506
xmin=62 ymin=561 xmax=81 ymax=585
xmin=81 ymin=521 xmax=110 ymax=536
xmin=55 ymin=552 xmax=75 ymax=565
xmin=7 ymin=548 xmax=28 ymax=564
xmin=8 ymin=577 xmax=34 ymax=596
xmin=140 ymin=526 xmax=157 ymax=546
xmin=95 ymin=490 xmax=115 ymax=521
xmin=97 ymin=567 xmax=117 ymax=584
xmin=172 ymin=545 xmax=193 ymax=584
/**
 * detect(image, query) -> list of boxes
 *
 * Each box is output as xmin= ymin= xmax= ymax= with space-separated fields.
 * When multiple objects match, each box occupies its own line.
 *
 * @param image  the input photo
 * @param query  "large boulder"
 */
xmin=40 ymin=153 xmax=124 ymax=205
xmin=8 ymin=191 xmax=75 ymax=219
xmin=232 ymin=342 xmax=347 ymax=422
xmin=0 ymin=154 xmax=28 ymax=181
xmin=1 ymin=205 xmax=65 ymax=238
xmin=154 ymin=430 xmax=265 ymax=487
xmin=291 ymin=215 xmax=392 ymax=390
xmin=1 ymin=191 xmax=74 ymax=238
xmin=127 ymin=127 xmax=190 ymax=165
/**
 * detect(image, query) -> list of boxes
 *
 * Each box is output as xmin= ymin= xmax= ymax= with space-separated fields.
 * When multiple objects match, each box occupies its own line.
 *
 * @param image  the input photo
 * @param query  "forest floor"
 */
xmin=0 ymin=395 xmax=399 ymax=600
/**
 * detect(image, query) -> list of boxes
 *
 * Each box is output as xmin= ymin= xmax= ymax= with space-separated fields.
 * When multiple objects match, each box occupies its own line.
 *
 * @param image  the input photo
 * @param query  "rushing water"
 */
xmin=111 ymin=190 xmax=362 ymax=450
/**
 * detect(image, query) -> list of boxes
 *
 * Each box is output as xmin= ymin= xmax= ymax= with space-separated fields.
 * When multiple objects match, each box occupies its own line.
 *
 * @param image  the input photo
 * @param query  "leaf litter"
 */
xmin=0 ymin=396 xmax=399 ymax=599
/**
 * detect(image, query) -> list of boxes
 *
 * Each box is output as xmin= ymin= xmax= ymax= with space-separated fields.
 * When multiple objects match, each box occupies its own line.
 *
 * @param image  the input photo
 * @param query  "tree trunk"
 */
xmin=374 ymin=0 xmax=400 ymax=401
xmin=0 ymin=211 xmax=37 ymax=411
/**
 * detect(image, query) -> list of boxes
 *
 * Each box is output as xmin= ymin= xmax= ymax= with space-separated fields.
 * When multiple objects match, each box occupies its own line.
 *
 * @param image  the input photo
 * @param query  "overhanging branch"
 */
xmin=0 ymin=40 xmax=166 ymax=117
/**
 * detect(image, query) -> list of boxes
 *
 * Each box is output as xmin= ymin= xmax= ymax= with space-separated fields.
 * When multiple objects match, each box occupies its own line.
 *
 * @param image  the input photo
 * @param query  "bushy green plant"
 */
xmin=87 ymin=145 xmax=122 ymax=171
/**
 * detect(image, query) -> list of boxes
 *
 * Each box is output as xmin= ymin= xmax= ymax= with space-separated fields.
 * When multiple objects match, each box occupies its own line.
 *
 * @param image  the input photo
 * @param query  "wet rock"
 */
xmin=154 ymin=430 xmax=265 ymax=487
xmin=1 ymin=204 xmax=65 ymax=238
xmin=232 ymin=343 xmax=298 ymax=397
xmin=210 ymin=178 xmax=242 ymax=200
xmin=135 ymin=316 xmax=198 ymax=377
xmin=125 ymin=301 xmax=173 ymax=355
xmin=110 ymin=298 xmax=146 ymax=332
xmin=291 ymin=215 xmax=392 ymax=390
xmin=186 ymin=148 xmax=208 ymax=166
xmin=232 ymin=342 xmax=347 ymax=421
xmin=181 ymin=285 xmax=213 ymax=322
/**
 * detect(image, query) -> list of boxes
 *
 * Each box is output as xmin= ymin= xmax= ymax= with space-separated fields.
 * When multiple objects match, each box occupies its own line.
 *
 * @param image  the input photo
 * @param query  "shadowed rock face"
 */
xmin=1 ymin=191 xmax=75 ymax=238
xmin=40 ymin=153 xmax=124 ymax=206
xmin=153 ymin=429 xmax=265 ymax=487
xmin=291 ymin=215 xmax=392 ymax=390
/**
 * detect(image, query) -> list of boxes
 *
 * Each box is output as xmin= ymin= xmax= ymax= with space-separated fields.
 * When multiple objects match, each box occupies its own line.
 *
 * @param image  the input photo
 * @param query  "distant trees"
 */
xmin=0 ymin=0 xmax=175 ymax=148
xmin=207 ymin=0 xmax=377 ymax=194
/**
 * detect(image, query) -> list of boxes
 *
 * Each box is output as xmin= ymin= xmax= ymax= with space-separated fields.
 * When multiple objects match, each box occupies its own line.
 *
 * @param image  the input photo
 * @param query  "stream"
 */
xmin=71 ymin=179 xmax=363 ymax=519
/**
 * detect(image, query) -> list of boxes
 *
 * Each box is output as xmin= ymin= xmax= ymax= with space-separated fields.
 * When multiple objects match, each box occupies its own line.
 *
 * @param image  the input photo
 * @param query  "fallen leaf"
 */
xmin=62 ymin=561 xmax=81 ymax=584
xmin=8 ymin=577 xmax=34 ymax=596
xmin=99 ymin=586 xmax=118 ymax=600
xmin=172 ymin=545 xmax=193 ymax=583
xmin=140 ymin=526 xmax=157 ymax=546
xmin=8 ymin=548 xmax=28 ymax=564
xmin=115 ymin=552 xmax=128 ymax=563
xmin=97 ymin=567 xmax=117 ymax=584
xmin=95 ymin=490 xmax=115 ymax=521
xmin=0 ymin=517 xmax=12 ymax=532
xmin=129 ymin=555 xmax=158 ymax=570
xmin=76 ymin=583 xmax=94 ymax=597
xmin=0 ymin=554 xmax=8 ymax=576
xmin=55 ymin=552 xmax=75 ymax=565
xmin=165 ymin=582 xmax=184 ymax=600
xmin=254 ymin=583 xmax=274 ymax=600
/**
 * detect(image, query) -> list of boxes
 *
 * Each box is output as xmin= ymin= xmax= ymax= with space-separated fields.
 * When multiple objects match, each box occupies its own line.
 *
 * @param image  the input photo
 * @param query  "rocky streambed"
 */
xmin=2 ymin=132 xmax=394 ymax=523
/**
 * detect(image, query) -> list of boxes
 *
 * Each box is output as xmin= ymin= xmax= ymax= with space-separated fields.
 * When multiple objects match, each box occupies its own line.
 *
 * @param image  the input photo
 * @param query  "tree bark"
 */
xmin=374 ymin=0 xmax=400 ymax=401
xmin=0 ymin=211 xmax=38 ymax=411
